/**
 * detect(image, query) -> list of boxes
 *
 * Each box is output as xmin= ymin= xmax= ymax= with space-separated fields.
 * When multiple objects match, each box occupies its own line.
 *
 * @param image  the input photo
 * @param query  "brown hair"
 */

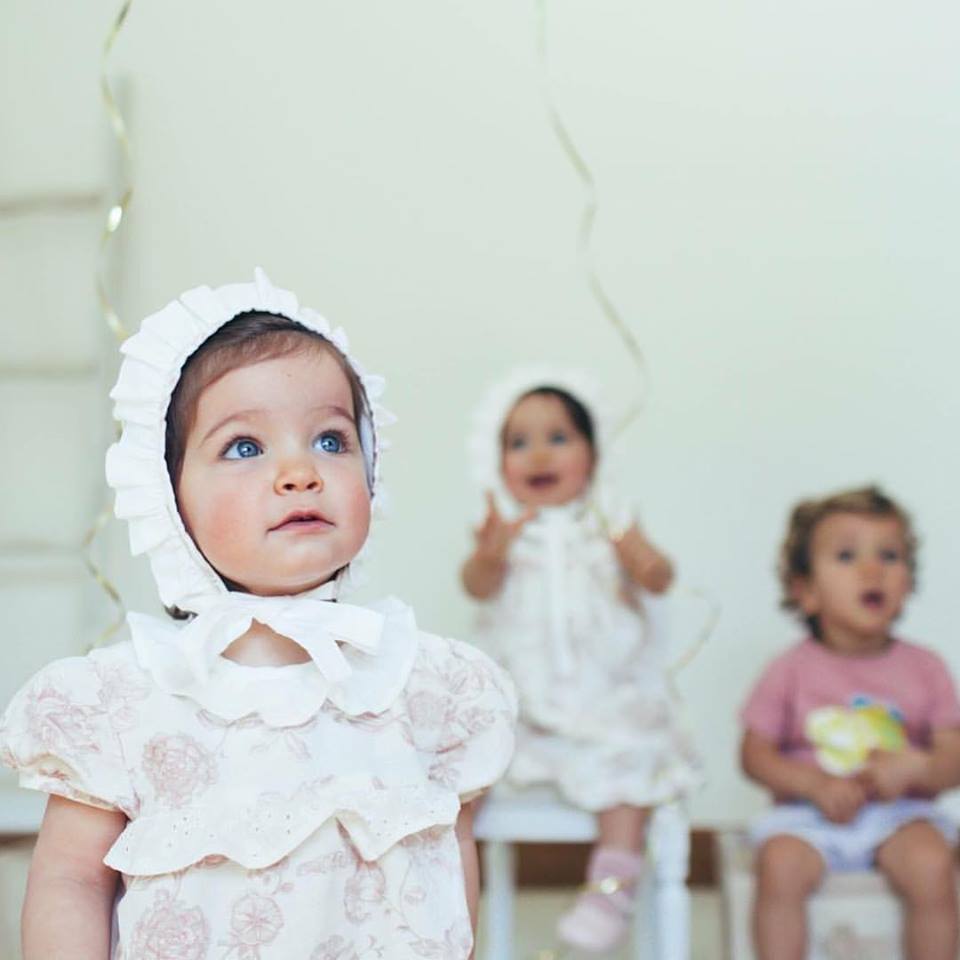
xmin=164 ymin=311 xmax=368 ymax=487
xmin=778 ymin=485 xmax=918 ymax=638
xmin=501 ymin=386 xmax=597 ymax=453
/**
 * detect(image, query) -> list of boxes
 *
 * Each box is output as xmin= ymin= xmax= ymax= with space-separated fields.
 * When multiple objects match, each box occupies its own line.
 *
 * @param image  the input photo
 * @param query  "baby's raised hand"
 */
xmin=611 ymin=524 xmax=674 ymax=594
xmin=810 ymin=774 xmax=867 ymax=824
xmin=474 ymin=492 xmax=536 ymax=565
xmin=859 ymin=748 xmax=929 ymax=801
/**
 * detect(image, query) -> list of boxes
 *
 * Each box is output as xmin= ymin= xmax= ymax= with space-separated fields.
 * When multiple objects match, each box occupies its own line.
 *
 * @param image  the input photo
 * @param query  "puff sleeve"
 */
xmin=405 ymin=635 xmax=518 ymax=801
xmin=0 ymin=655 xmax=136 ymax=816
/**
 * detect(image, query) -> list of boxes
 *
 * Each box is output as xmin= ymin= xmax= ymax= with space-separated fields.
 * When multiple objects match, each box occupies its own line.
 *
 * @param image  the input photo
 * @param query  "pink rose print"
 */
xmin=311 ymin=937 xmax=353 ymax=960
xmin=428 ymin=746 xmax=466 ymax=790
xmin=26 ymin=687 xmax=101 ymax=755
xmin=142 ymin=734 xmax=216 ymax=807
xmin=344 ymin=861 xmax=387 ymax=924
xmin=310 ymin=935 xmax=384 ymax=960
xmin=444 ymin=660 xmax=487 ymax=700
xmin=406 ymin=691 xmax=452 ymax=730
xmin=297 ymin=849 xmax=353 ymax=876
xmin=456 ymin=706 xmax=495 ymax=737
xmin=401 ymin=826 xmax=457 ymax=876
xmin=95 ymin=661 xmax=150 ymax=731
xmin=221 ymin=892 xmax=283 ymax=957
xmin=409 ymin=917 xmax=473 ymax=959
xmin=310 ymin=936 xmax=358 ymax=960
xmin=129 ymin=889 xmax=209 ymax=960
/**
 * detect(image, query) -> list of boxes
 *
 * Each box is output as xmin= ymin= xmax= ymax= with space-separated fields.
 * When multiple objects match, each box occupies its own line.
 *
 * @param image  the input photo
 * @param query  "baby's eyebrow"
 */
xmin=310 ymin=404 xmax=356 ymax=425
xmin=200 ymin=409 xmax=264 ymax=445
xmin=199 ymin=403 xmax=357 ymax=447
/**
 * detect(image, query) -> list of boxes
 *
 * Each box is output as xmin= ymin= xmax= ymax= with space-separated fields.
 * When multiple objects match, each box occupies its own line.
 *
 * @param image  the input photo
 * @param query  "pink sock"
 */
xmin=556 ymin=846 xmax=644 ymax=953
xmin=586 ymin=845 xmax=644 ymax=906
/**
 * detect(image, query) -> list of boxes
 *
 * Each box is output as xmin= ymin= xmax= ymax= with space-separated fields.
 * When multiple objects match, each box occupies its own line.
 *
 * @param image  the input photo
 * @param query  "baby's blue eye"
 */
xmin=836 ymin=548 xmax=855 ymax=563
xmin=879 ymin=548 xmax=902 ymax=563
xmin=549 ymin=431 xmax=569 ymax=445
xmin=314 ymin=432 xmax=344 ymax=454
xmin=223 ymin=438 xmax=262 ymax=459
xmin=507 ymin=435 xmax=527 ymax=451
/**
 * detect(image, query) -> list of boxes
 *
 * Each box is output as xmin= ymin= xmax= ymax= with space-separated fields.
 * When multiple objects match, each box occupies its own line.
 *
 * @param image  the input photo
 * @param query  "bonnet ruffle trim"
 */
xmin=105 ymin=269 xmax=396 ymax=613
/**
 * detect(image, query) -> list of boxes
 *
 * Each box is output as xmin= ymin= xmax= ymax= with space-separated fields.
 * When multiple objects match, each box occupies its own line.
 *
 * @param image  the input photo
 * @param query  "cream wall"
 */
xmin=3 ymin=0 xmax=960 ymax=826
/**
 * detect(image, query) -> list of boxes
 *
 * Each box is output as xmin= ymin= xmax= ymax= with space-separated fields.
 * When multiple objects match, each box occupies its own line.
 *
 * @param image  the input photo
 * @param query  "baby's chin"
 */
xmin=225 ymin=570 xmax=344 ymax=598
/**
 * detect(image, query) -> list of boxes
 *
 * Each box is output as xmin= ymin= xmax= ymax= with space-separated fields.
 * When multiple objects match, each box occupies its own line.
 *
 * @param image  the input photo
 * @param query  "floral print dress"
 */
xmin=0 ymin=602 xmax=516 ymax=960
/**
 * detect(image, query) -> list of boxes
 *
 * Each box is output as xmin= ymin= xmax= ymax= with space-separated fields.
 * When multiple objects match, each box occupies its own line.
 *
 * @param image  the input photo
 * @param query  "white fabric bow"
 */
xmin=177 ymin=594 xmax=385 ymax=685
xmin=124 ymin=590 xmax=412 ymax=727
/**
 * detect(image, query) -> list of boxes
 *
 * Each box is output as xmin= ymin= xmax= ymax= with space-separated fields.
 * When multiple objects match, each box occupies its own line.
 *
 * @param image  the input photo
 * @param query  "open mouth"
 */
xmin=269 ymin=510 xmax=333 ymax=533
xmin=526 ymin=473 xmax=559 ymax=490
xmin=861 ymin=589 xmax=885 ymax=610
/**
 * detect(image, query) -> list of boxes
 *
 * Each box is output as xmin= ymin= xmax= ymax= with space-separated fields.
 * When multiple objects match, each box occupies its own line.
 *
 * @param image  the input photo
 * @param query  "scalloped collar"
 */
xmin=127 ymin=593 xmax=419 ymax=727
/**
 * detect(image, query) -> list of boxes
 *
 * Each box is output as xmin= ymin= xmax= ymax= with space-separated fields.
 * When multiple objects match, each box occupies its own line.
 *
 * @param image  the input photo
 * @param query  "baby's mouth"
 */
xmin=526 ymin=473 xmax=559 ymax=490
xmin=269 ymin=510 xmax=333 ymax=533
xmin=861 ymin=589 xmax=886 ymax=610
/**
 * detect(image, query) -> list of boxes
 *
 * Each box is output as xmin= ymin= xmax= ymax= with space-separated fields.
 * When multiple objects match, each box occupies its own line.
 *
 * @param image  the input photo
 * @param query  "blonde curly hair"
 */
xmin=779 ymin=486 xmax=918 ymax=637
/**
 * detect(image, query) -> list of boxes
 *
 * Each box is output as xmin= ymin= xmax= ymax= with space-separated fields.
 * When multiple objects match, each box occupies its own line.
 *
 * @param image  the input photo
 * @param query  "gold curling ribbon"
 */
xmin=668 ymin=585 xmax=721 ymax=678
xmin=535 ymin=0 xmax=646 ymax=440
xmin=85 ymin=0 xmax=135 ymax=648
xmin=81 ymin=498 xmax=126 ymax=650
xmin=529 ymin=42 xmax=714 ymax=953
xmin=539 ymin=0 xmax=720 ymax=676
xmin=96 ymin=0 xmax=134 ymax=343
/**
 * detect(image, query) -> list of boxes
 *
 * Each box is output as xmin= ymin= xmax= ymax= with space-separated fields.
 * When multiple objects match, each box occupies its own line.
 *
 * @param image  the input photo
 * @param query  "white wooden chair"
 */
xmin=475 ymin=786 xmax=691 ymax=960
xmin=716 ymin=828 xmax=960 ymax=960
xmin=473 ymin=593 xmax=701 ymax=958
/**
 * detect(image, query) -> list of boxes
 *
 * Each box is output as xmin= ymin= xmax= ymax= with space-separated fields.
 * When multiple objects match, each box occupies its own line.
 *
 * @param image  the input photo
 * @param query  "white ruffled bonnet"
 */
xmin=105 ymin=268 xmax=392 ymax=614
xmin=103 ymin=270 xmax=411 ymax=727
xmin=467 ymin=366 xmax=631 ymax=526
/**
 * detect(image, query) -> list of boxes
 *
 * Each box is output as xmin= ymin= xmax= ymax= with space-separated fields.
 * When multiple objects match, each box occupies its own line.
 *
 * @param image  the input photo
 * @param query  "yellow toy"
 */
xmin=805 ymin=702 xmax=907 ymax=775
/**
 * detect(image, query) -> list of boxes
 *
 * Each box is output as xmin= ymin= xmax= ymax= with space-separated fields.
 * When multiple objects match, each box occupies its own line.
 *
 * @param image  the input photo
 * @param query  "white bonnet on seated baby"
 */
xmin=466 ymin=365 xmax=633 ymax=531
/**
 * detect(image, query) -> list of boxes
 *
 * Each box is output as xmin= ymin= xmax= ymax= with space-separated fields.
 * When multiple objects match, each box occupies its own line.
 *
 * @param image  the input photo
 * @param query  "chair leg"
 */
xmin=645 ymin=804 xmax=691 ymax=960
xmin=633 ymin=861 xmax=657 ymax=960
xmin=482 ymin=840 xmax=516 ymax=960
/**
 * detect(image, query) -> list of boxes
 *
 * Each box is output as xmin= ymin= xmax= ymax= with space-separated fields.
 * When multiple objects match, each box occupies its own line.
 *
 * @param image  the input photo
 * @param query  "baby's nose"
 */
xmin=275 ymin=459 xmax=323 ymax=493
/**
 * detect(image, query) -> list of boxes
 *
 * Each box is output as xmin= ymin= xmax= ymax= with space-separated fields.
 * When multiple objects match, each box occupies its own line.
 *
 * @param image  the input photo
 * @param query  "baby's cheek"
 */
xmin=195 ymin=491 xmax=251 ymax=558
xmin=501 ymin=457 xmax=525 ymax=495
xmin=340 ymin=472 xmax=373 ymax=546
xmin=562 ymin=453 xmax=592 ymax=493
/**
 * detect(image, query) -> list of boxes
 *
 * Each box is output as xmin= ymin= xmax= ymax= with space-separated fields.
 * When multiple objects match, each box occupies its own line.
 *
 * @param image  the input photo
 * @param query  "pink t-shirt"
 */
xmin=741 ymin=638 xmax=960 ymax=782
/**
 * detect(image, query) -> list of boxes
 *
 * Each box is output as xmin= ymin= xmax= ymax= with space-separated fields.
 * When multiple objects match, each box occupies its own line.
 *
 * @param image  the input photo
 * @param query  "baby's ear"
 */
xmin=790 ymin=575 xmax=818 ymax=614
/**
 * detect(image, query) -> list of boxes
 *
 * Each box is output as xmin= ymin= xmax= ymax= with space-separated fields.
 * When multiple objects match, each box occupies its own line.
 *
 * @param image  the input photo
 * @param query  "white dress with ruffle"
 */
xmin=475 ymin=504 xmax=700 ymax=812
xmin=0 ymin=598 xmax=516 ymax=960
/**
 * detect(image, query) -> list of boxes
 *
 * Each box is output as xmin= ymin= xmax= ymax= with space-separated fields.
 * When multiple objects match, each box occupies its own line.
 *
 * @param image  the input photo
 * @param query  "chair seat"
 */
xmin=475 ymin=786 xmax=598 ymax=843
xmin=476 ymin=787 xmax=691 ymax=960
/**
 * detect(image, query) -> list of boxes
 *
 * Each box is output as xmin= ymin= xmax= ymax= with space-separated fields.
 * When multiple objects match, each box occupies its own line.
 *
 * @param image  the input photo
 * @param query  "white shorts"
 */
xmin=749 ymin=799 xmax=959 ymax=872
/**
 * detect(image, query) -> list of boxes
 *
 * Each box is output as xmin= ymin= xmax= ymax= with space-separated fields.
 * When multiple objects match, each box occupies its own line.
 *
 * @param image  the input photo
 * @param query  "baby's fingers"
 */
xmin=484 ymin=491 xmax=502 ymax=523
xmin=474 ymin=493 xmax=502 ymax=539
xmin=853 ymin=769 xmax=875 ymax=797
